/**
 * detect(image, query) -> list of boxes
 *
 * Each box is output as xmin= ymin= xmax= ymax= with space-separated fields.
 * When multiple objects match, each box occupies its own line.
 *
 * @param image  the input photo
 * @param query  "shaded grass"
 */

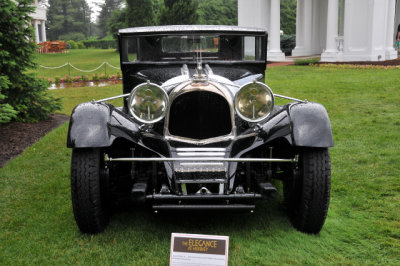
xmin=1 ymin=66 xmax=400 ymax=264
xmin=33 ymin=49 xmax=121 ymax=79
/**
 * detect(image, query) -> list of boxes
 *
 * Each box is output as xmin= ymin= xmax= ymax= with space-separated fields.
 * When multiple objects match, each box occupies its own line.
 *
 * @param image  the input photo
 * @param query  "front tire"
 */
xmin=71 ymin=148 xmax=109 ymax=234
xmin=284 ymin=148 xmax=331 ymax=234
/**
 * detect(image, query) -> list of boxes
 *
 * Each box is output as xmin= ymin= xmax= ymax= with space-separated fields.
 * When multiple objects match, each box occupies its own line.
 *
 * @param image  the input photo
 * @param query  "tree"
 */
xmin=196 ymin=0 xmax=237 ymax=25
xmin=281 ymin=0 xmax=296 ymax=35
xmin=0 ymin=0 xmax=61 ymax=123
xmin=107 ymin=8 xmax=128 ymax=43
xmin=125 ymin=0 xmax=155 ymax=27
xmin=158 ymin=0 xmax=198 ymax=25
xmin=47 ymin=0 xmax=92 ymax=40
xmin=97 ymin=0 xmax=123 ymax=39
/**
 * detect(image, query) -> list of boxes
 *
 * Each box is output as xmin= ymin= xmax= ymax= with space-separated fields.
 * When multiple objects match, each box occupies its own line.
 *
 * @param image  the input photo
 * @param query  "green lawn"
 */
xmin=33 ymin=49 xmax=121 ymax=79
xmin=1 ymin=66 xmax=399 ymax=264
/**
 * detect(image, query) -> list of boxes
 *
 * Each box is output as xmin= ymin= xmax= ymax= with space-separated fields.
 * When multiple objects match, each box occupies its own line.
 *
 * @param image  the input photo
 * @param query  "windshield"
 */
xmin=121 ymin=34 xmax=264 ymax=62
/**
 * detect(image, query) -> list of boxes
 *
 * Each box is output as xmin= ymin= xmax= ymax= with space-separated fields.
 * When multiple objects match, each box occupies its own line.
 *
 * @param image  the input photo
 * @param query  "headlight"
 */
xmin=234 ymin=82 xmax=274 ymax=122
xmin=128 ymin=82 xmax=169 ymax=123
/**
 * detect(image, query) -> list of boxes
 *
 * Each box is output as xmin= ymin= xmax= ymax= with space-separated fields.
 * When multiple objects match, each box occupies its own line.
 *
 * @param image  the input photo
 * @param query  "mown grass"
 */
xmin=33 ymin=49 xmax=121 ymax=79
xmin=1 ymin=66 xmax=399 ymax=265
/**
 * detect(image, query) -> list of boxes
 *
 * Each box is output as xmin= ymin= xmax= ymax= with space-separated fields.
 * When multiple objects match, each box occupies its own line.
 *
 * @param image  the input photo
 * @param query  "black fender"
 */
xmin=288 ymin=102 xmax=333 ymax=147
xmin=67 ymin=102 xmax=140 ymax=148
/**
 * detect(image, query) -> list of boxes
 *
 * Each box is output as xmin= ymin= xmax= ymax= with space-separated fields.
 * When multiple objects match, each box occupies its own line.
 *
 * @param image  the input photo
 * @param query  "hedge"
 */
xmin=82 ymin=40 xmax=117 ymax=49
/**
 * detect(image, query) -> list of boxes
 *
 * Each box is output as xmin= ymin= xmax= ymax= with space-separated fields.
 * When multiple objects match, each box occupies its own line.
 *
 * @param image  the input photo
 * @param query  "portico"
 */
xmin=238 ymin=0 xmax=399 ymax=62
xmin=31 ymin=0 xmax=47 ymax=43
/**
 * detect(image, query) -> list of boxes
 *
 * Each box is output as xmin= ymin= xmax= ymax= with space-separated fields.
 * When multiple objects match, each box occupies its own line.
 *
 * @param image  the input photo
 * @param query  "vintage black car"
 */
xmin=67 ymin=25 xmax=333 ymax=234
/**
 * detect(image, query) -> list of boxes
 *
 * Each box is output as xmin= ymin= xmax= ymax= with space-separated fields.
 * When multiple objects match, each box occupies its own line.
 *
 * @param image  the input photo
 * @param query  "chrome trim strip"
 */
xmin=96 ymin=93 xmax=130 ymax=103
xmin=180 ymin=162 xmax=224 ymax=166
xmin=176 ymin=148 xmax=226 ymax=152
xmin=108 ymin=157 xmax=297 ymax=163
xmin=175 ymin=179 xmax=227 ymax=184
xmin=274 ymin=94 xmax=306 ymax=103
xmin=165 ymin=134 xmax=235 ymax=145
xmin=177 ymin=152 xmax=225 ymax=157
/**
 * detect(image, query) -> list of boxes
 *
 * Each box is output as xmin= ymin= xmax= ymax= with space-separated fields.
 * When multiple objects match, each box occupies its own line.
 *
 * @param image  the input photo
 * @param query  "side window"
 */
xmin=243 ymin=36 xmax=263 ymax=61
xmin=244 ymin=36 xmax=256 ymax=60
xmin=121 ymin=37 xmax=138 ymax=62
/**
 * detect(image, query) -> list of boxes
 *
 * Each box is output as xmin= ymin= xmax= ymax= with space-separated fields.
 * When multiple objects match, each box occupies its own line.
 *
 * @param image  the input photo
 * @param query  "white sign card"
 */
xmin=170 ymin=233 xmax=229 ymax=266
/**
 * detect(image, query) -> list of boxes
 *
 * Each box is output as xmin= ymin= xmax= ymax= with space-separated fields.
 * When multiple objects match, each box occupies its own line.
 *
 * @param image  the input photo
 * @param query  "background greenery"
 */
xmin=34 ymin=49 xmax=121 ymax=78
xmin=0 ymin=0 xmax=60 ymax=123
xmin=1 ymin=65 xmax=399 ymax=264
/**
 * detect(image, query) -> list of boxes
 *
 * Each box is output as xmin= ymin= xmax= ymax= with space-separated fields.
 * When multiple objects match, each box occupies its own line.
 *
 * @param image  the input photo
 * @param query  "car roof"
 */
xmin=118 ymin=25 xmax=267 ymax=36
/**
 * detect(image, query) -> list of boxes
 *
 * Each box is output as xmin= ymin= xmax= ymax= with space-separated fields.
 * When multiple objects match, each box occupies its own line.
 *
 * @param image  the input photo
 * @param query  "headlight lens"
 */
xmin=128 ymin=82 xmax=169 ymax=123
xmin=234 ymin=82 xmax=274 ymax=122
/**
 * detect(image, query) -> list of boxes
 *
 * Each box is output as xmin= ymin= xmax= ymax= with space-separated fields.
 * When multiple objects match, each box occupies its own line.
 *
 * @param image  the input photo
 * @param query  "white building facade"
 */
xmin=238 ymin=0 xmax=399 ymax=62
xmin=31 ymin=0 xmax=46 ymax=43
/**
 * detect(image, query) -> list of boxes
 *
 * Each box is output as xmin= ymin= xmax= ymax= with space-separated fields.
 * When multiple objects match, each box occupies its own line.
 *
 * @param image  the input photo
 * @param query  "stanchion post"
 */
xmin=105 ymin=63 xmax=107 ymax=75
xmin=68 ymin=63 xmax=71 ymax=76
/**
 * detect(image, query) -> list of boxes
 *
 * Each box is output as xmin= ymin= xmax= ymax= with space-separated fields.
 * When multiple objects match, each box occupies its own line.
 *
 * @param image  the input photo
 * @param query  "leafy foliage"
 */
xmin=281 ymin=0 xmax=296 ymax=35
xmin=107 ymin=8 xmax=128 ymax=45
xmin=0 ymin=77 xmax=18 ymax=123
xmin=82 ymin=39 xmax=117 ymax=49
xmin=59 ymin=32 xmax=86 ymax=42
xmin=47 ymin=0 xmax=92 ymax=40
xmin=97 ymin=0 xmax=123 ymax=39
xmin=294 ymin=57 xmax=320 ymax=66
xmin=196 ymin=0 xmax=237 ymax=25
xmin=158 ymin=0 xmax=198 ymax=25
xmin=0 ymin=0 xmax=61 ymax=123
xmin=125 ymin=0 xmax=155 ymax=27
xmin=280 ymin=34 xmax=296 ymax=55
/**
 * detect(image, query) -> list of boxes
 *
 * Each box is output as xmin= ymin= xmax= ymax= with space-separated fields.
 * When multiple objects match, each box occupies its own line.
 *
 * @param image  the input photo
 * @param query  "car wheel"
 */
xmin=71 ymin=148 xmax=109 ymax=234
xmin=283 ymin=148 xmax=331 ymax=234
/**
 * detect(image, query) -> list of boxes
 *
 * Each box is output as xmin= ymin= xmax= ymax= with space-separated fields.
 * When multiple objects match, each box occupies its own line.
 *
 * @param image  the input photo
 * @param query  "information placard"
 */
xmin=170 ymin=233 xmax=229 ymax=266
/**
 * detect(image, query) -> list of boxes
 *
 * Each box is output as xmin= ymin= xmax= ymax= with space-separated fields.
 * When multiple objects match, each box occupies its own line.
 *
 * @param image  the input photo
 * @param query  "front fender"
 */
xmin=288 ymin=102 xmax=333 ymax=147
xmin=67 ymin=102 xmax=140 ymax=148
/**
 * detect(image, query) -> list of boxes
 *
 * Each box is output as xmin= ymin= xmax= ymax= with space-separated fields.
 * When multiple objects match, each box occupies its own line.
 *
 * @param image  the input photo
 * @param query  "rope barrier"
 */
xmin=38 ymin=62 xmax=121 ymax=72
xmin=69 ymin=62 xmax=106 ymax=72
xmin=105 ymin=62 xmax=120 ymax=70
xmin=38 ymin=62 xmax=69 ymax=69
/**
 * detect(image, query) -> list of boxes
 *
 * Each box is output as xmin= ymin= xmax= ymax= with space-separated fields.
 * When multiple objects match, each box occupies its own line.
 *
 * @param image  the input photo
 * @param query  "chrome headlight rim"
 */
xmin=128 ymin=82 xmax=169 ymax=124
xmin=234 ymin=81 xmax=275 ymax=123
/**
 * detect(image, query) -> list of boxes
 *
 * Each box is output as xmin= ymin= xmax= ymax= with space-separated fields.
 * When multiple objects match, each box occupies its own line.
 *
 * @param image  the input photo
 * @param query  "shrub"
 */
xmin=0 ymin=76 xmax=17 ymax=123
xmin=280 ymin=34 xmax=296 ymax=56
xmin=54 ymin=76 xmax=61 ymax=84
xmin=59 ymin=32 xmax=85 ymax=42
xmin=0 ymin=0 xmax=61 ymax=123
xmin=67 ymin=40 xmax=85 ymax=49
xmin=92 ymin=73 xmax=100 ymax=81
xmin=83 ymin=39 xmax=116 ymax=49
xmin=294 ymin=57 xmax=320 ymax=66
xmin=64 ymin=75 xmax=73 ymax=83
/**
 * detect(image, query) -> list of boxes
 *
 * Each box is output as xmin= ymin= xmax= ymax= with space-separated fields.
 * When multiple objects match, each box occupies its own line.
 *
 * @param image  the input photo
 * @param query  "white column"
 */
xmin=41 ymin=20 xmax=46 ymax=42
xmin=269 ymin=0 xmax=281 ymax=52
xmin=321 ymin=0 xmax=339 ymax=61
xmin=267 ymin=0 xmax=285 ymax=61
xmin=33 ymin=20 xmax=40 ymax=43
xmin=292 ymin=0 xmax=313 ymax=56
xmin=294 ymin=0 xmax=304 ymax=49
xmin=325 ymin=0 xmax=339 ymax=52
xmin=385 ymin=0 xmax=397 ymax=59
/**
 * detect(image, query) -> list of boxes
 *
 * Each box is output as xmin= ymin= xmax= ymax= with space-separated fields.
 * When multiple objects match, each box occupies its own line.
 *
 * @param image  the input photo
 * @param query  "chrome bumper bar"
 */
xmin=106 ymin=156 xmax=298 ymax=163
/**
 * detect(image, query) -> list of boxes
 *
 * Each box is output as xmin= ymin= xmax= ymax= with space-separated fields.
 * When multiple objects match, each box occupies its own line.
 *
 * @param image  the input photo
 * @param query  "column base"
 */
xmin=267 ymin=51 xmax=286 ymax=62
xmin=291 ymin=47 xmax=315 ymax=57
xmin=320 ymin=51 xmax=340 ymax=62
xmin=385 ymin=49 xmax=398 ymax=60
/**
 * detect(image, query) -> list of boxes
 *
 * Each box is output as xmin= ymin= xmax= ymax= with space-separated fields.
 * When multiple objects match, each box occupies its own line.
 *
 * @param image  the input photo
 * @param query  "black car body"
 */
xmin=67 ymin=25 xmax=333 ymax=234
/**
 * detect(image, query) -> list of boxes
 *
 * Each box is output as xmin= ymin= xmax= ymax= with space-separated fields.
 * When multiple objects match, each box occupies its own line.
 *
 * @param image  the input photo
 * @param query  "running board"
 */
xmin=152 ymin=204 xmax=255 ymax=210
xmin=107 ymin=156 xmax=297 ymax=163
